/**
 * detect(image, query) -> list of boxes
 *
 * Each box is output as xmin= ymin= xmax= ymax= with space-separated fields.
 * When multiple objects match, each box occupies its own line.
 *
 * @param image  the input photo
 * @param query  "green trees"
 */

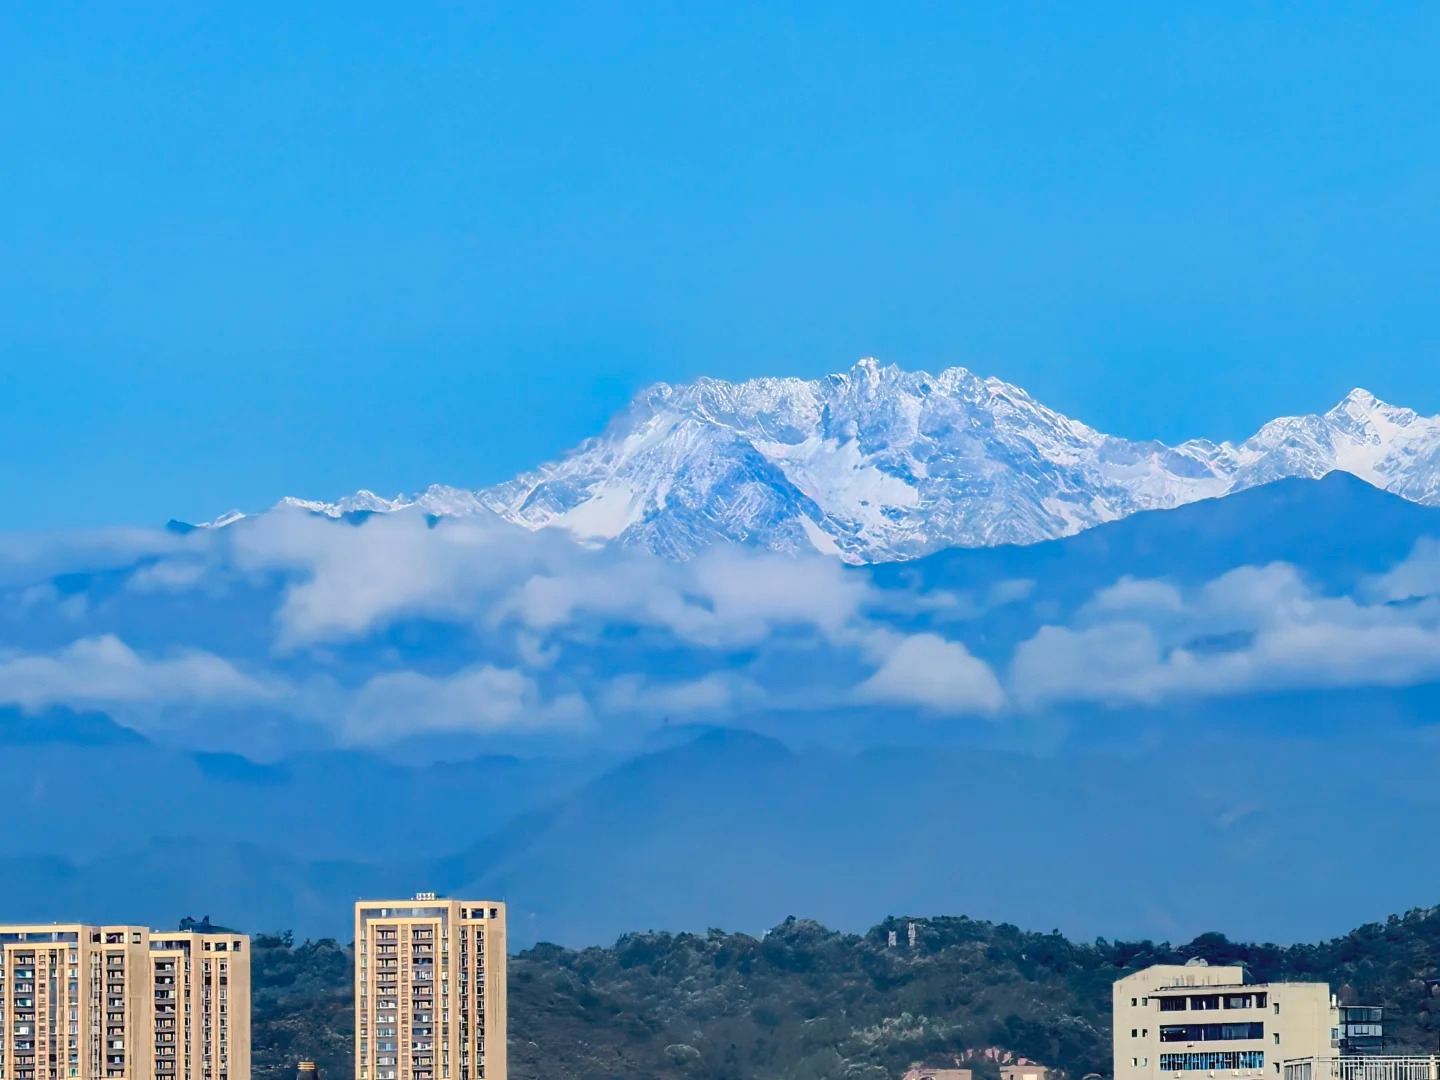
xmin=251 ymin=907 xmax=1440 ymax=1080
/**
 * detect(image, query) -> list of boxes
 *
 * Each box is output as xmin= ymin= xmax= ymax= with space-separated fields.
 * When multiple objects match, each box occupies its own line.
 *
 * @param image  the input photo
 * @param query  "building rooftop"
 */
xmin=1150 ymin=980 xmax=1328 ymax=992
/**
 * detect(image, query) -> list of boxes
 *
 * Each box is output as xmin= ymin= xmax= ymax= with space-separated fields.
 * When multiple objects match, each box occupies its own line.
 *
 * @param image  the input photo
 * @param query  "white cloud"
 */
xmin=1011 ymin=621 xmax=1172 ymax=707
xmin=125 ymin=557 xmax=213 ymax=593
xmin=225 ymin=507 xmax=877 ymax=652
xmin=1368 ymin=537 xmax=1440 ymax=602
xmin=1013 ymin=561 xmax=1440 ymax=708
xmin=1086 ymin=576 xmax=1184 ymax=614
xmin=600 ymin=673 xmax=761 ymax=716
xmin=497 ymin=546 xmax=871 ymax=648
xmin=0 ymin=635 xmax=272 ymax=710
xmin=229 ymin=508 xmax=547 ymax=647
xmin=341 ymin=663 xmax=589 ymax=744
xmin=19 ymin=508 xmax=1440 ymax=744
xmin=858 ymin=632 xmax=1004 ymax=715
xmin=0 ymin=528 xmax=185 ymax=588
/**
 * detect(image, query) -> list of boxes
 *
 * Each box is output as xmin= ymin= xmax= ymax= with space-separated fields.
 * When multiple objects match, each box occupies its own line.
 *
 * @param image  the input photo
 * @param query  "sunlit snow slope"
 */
xmin=230 ymin=359 xmax=1440 ymax=563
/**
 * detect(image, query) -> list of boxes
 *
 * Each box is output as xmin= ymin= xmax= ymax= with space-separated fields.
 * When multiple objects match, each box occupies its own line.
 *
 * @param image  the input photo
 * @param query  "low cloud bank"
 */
xmin=2 ymin=512 xmax=1439 ymax=747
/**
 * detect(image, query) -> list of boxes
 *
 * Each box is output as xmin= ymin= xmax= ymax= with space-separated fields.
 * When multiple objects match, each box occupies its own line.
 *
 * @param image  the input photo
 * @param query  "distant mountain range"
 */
xmin=15 ymin=474 xmax=1440 ymax=946
xmin=207 ymin=359 xmax=1440 ymax=562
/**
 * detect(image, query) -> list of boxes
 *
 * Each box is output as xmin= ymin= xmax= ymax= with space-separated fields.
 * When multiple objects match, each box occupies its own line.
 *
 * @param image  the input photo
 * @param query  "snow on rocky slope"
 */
xmin=224 ymin=359 xmax=1440 ymax=563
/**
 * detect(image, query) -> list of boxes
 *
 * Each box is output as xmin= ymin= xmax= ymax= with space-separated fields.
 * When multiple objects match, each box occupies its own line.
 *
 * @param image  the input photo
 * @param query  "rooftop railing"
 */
xmin=1285 ymin=1058 xmax=1440 ymax=1080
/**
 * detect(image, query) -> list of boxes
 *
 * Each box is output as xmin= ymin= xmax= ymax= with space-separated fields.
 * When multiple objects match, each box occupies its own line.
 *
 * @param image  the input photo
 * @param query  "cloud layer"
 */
xmin=0 ymin=509 xmax=999 ymax=745
xmin=1011 ymin=562 xmax=1440 ymax=707
xmin=3 ymin=510 xmax=1440 ymax=749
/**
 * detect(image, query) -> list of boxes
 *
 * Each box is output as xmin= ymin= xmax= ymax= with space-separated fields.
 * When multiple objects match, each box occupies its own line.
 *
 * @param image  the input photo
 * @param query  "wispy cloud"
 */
xmin=341 ymin=664 xmax=590 ymax=744
xmin=0 ymin=635 xmax=272 ymax=710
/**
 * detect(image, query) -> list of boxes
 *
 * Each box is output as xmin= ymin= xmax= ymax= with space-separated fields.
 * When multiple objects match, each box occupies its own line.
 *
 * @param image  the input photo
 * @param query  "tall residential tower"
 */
xmin=354 ymin=896 xmax=506 ymax=1080
xmin=0 ymin=923 xmax=250 ymax=1080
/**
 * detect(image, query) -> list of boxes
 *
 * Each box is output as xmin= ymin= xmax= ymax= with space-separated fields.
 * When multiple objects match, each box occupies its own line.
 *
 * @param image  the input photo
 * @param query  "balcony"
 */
xmin=1285 ymin=1059 xmax=1440 ymax=1080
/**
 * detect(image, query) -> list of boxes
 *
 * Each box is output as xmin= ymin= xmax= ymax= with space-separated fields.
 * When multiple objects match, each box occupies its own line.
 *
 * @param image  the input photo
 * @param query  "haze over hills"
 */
xmin=216 ymin=360 xmax=1440 ymax=562
xmin=9 ymin=474 xmax=1440 ymax=945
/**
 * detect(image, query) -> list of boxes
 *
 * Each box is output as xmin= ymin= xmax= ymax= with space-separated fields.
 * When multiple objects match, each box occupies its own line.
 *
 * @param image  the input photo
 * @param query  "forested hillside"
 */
xmin=251 ymin=907 xmax=1440 ymax=1080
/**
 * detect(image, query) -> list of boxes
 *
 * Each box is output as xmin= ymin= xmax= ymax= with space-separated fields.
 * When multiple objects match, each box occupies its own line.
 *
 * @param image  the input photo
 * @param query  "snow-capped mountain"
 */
xmin=225 ymin=359 xmax=1440 ymax=563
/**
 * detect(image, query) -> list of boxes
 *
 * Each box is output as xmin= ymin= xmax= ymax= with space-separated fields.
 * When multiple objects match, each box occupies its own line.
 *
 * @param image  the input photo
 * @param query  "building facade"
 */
xmin=900 ymin=1069 xmax=972 ymax=1080
xmin=1114 ymin=964 xmax=1337 ymax=1080
xmin=1336 ymin=1007 xmax=1384 ymax=1055
xmin=0 ymin=924 xmax=250 ymax=1080
xmin=354 ymin=896 xmax=507 ymax=1080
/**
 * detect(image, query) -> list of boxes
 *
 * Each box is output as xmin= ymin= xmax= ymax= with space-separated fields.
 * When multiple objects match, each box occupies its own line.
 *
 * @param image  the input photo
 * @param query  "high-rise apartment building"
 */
xmin=0 ymin=924 xmax=250 ymax=1080
xmin=354 ymin=895 xmax=506 ymax=1080
xmin=1114 ymin=962 xmax=1337 ymax=1080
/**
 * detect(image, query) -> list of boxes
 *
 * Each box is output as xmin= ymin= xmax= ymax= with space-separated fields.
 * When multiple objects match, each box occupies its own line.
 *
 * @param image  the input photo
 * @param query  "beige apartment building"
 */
xmin=1115 ymin=963 xmax=1337 ymax=1080
xmin=903 ymin=1059 xmax=1051 ymax=1080
xmin=901 ymin=1069 xmax=973 ymax=1080
xmin=354 ymin=895 xmax=506 ymax=1080
xmin=0 ymin=924 xmax=249 ymax=1080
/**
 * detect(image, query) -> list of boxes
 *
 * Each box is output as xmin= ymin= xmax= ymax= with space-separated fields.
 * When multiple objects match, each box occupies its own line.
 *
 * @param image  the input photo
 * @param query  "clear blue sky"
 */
xmin=2 ymin=2 xmax=1438 ymax=527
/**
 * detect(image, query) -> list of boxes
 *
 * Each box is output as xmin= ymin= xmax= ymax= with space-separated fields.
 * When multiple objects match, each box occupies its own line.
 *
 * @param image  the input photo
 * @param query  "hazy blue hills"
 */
xmin=432 ymin=725 xmax=1440 ymax=947
xmin=0 ymin=708 xmax=604 ymax=863
xmin=5 ymin=473 xmax=1440 ymax=945
xmin=13 ymin=722 xmax=1440 ymax=946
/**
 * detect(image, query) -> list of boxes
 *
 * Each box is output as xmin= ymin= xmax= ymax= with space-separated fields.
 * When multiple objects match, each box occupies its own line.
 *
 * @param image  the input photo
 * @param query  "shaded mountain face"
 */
xmin=17 ymin=720 xmax=1440 ymax=948
xmin=234 ymin=360 xmax=1440 ymax=563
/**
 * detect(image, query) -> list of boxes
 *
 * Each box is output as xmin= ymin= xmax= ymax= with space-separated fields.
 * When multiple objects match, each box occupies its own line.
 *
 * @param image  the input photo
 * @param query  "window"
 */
xmin=1132 ymin=1030 xmax=1138 ymax=1039
xmin=1274 ymin=1004 xmax=1280 ymax=1015
xmin=1159 ymin=1023 xmax=1263 ymax=1043
xmin=1160 ymin=998 xmax=1188 ymax=1013
xmin=1159 ymin=1052 xmax=1264 ymax=1071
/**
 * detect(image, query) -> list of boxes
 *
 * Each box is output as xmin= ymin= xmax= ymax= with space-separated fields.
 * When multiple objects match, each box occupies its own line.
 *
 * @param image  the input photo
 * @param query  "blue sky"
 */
xmin=2 ymin=2 xmax=1438 ymax=528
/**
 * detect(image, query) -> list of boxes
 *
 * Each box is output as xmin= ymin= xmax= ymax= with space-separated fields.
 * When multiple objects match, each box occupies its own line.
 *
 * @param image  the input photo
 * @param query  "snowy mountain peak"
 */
xmin=1336 ymin=386 xmax=1384 ymax=413
xmin=245 ymin=363 xmax=1440 ymax=563
xmin=1327 ymin=386 xmax=1419 ymax=428
xmin=199 ymin=509 xmax=247 ymax=529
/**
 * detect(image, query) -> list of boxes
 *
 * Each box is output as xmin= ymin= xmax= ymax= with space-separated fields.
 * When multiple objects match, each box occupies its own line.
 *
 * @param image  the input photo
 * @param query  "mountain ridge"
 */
xmin=205 ymin=360 xmax=1440 ymax=563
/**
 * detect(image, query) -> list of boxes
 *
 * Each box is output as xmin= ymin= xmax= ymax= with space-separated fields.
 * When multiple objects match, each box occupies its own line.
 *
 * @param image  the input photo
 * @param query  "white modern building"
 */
xmin=1114 ymin=962 xmax=1338 ymax=1080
